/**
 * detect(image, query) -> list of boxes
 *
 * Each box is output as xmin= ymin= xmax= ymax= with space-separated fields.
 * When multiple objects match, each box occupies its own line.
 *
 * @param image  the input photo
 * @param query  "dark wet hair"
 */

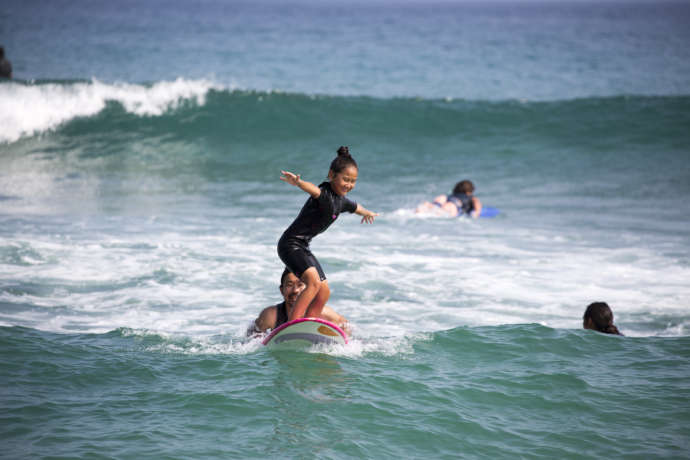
xmin=0 ymin=47 xmax=4 ymax=59
xmin=453 ymin=180 xmax=475 ymax=195
xmin=584 ymin=302 xmax=622 ymax=335
xmin=329 ymin=146 xmax=358 ymax=175
xmin=280 ymin=267 xmax=292 ymax=287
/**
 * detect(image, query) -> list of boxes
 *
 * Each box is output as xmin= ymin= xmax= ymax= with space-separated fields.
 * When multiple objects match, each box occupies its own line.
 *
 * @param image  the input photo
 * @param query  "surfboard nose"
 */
xmin=263 ymin=318 xmax=348 ymax=347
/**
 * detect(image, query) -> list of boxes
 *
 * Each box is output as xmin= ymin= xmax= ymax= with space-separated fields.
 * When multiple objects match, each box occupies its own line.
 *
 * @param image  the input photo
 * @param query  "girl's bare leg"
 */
xmin=415 ymin=202 xmax=434 ymax=213
xmin=305 ymin=280 xmax=330 ymax=318
xmin=442 ymin=202 xmax=459 ymax=216
xmin=289 ymin=267 xmax=322 ymax=321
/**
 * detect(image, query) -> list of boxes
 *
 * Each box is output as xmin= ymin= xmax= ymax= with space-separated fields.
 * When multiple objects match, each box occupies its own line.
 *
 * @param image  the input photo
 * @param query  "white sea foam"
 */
xmin=1 ymin=202 xmax=689 ymax=342
xmin=0 ymin=78 xmax=224 ymax=143
xmin=318 ymin=215 xmax=690 ymax=339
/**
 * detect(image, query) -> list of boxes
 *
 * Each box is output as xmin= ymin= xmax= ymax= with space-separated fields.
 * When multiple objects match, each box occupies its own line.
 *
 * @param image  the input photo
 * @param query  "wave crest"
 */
xmin=0 ymin=78 xmax=225 ymax=143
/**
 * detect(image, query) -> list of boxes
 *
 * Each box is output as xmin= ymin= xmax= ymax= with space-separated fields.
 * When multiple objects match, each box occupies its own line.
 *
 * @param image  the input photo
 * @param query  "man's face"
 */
xmin=280 ymin=272 xmax=305 ymax=308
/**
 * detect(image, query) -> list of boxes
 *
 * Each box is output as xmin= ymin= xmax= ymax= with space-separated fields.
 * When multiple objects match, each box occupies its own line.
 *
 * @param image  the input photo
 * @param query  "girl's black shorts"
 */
xmin=277 ymin=236 xmax=326 ymax=281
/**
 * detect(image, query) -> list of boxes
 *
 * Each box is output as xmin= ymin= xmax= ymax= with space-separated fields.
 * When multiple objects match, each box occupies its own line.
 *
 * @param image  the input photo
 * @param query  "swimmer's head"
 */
xmin=583 ymin=302 xmax=622 ymax=335
xmin=453 ymin=180 xmax=475 ymax=195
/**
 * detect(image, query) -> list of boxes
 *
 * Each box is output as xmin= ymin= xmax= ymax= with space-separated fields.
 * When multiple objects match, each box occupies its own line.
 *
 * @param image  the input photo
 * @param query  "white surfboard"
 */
xmin=262 ymin=318 xmax=348 ymax=348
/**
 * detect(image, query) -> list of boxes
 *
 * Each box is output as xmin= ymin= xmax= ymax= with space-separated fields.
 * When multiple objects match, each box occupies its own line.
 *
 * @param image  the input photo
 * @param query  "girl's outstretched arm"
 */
xmin=280 ymin=171 xmax=321 ymax=198
xmin=355 ymin=204 xmax=378 ymax=224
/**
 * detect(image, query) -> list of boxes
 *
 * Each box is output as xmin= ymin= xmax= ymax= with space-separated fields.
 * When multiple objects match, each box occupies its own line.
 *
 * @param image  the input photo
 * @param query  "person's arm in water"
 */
xmin=247 ymin=306 xmax=277 ymax=336
xmin=470 ymin=196 xmax=482 ymax=218
xmin=281 ymin=171 xmax=321 ymax=198
xmin=320 ymin=306 xmax=352 ymax=337
xmin=354 ymin=203 xmax=378 ymax=224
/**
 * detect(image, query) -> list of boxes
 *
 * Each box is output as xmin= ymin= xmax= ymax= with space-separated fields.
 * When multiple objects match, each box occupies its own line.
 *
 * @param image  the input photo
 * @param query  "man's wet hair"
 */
xmin=280 ymin=267 xmax=292 ymax=287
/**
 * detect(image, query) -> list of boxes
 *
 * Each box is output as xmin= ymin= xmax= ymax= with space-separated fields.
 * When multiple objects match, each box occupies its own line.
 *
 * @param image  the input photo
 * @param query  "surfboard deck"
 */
xmin=479 ymin=206 xmax=499 ymax=218
xmin=262 ymin=318 xmax=348 ymax=349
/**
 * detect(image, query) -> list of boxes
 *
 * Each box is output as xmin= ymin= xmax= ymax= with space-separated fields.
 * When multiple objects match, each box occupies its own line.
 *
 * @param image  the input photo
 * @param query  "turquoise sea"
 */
xmin=2 ymin=1 xmax=690 ymax=458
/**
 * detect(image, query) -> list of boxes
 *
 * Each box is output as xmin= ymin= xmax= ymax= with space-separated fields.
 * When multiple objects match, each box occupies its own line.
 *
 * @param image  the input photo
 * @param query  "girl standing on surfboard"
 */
xmin=278 ymin=146 xmax=378 ymax=321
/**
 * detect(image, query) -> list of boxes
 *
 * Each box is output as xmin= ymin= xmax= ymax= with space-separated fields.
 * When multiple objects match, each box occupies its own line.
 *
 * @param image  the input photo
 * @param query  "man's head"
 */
xmin=279 ymin=268 xmax=305 ymax=309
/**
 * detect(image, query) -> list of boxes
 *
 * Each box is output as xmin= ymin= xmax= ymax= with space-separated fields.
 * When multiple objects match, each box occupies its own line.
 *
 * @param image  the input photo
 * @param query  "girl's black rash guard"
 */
xmin=280 ymin=181 xmax=357 ymax=244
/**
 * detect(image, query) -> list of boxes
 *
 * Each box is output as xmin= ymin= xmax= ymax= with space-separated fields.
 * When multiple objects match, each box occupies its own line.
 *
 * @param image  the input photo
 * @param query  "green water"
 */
xmin=3 ymin=1 xmax=690 ymax=458
xmin=2 ymin=326 xmax=689 ymax=459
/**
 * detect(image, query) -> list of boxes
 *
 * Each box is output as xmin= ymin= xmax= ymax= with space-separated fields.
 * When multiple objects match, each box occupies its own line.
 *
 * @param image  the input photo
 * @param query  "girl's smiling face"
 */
xmin=328 ymin=165 xmax=358 ymax=196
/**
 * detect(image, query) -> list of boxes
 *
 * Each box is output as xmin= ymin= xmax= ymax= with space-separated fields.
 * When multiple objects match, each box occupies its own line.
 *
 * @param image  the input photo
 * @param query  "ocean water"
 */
xmin=2 ymin=1 xmax=690 ymax=458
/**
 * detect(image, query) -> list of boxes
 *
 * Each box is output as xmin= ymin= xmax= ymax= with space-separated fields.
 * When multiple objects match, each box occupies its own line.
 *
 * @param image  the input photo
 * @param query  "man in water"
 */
xmin=247 ymin=268 xmax=351 ymax=336
xmin=0 ymin=47 xmax=12 ymax=79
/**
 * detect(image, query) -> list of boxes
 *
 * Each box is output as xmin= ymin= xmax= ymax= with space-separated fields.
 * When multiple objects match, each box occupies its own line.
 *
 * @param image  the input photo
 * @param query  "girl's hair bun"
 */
xmin=330 ymin=145 xmax=357 ymax=173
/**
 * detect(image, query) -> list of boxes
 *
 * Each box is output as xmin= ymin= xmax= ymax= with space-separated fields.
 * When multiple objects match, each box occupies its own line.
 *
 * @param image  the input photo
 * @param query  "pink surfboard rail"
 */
xmin=262 ymin=317 xmax=349 ymax=345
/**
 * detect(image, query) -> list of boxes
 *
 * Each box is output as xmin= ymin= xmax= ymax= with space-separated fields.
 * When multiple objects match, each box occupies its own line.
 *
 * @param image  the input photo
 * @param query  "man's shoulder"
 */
xmin=264 ymin=302 xmax=280 ymax=311
xmin=259 ymin=303 xmax=280 ymax=317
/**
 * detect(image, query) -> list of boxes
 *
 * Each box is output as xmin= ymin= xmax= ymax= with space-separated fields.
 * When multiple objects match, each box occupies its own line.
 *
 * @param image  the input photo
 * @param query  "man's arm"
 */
xmin=246 ymin=306 xmax=277 ymax=336
xmin=320 ymin=306 xmax=352 ymax=336
xmin=280 ymin=171 xmax=321 ymax=198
